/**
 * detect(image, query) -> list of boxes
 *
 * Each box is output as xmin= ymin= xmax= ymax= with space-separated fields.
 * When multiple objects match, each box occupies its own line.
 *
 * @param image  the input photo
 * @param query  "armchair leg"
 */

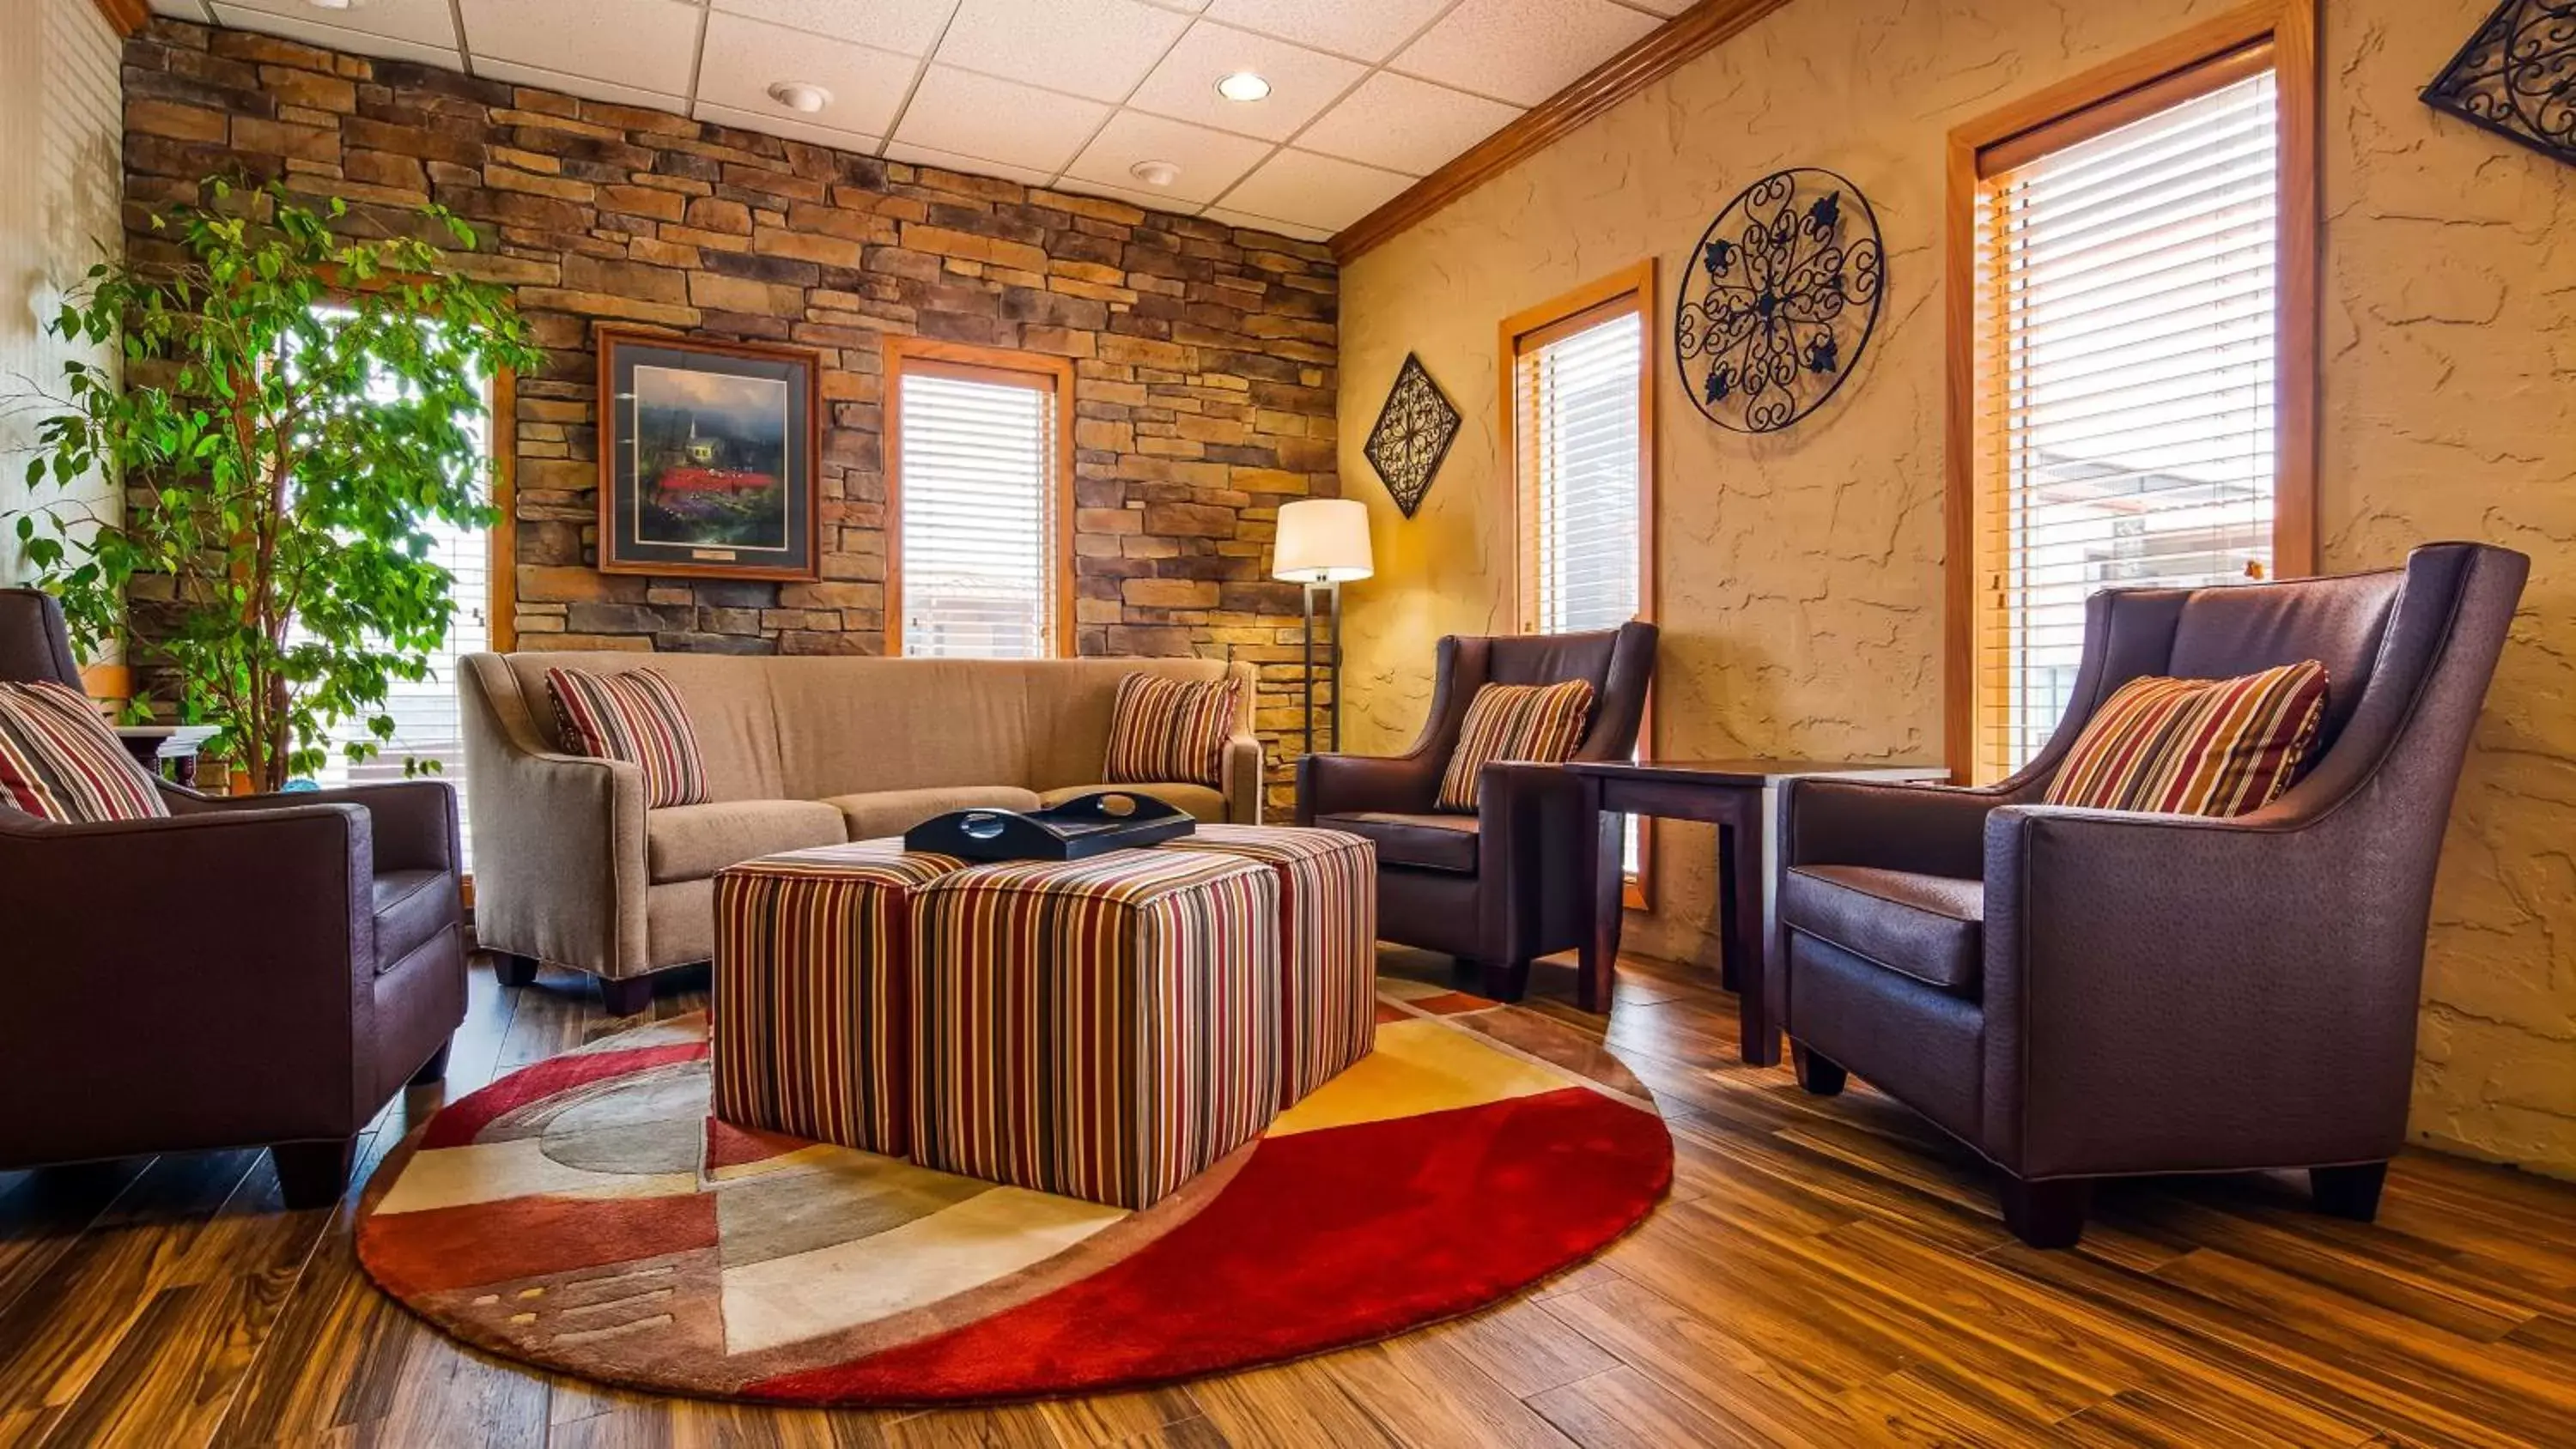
xmin=598 ymin=973 xmax=655 ymax=1018
xmin=1790 ymin=1042 xmax=1847 ymax=1096
xmin=2311 ymin=1161 xmax=2390 ymax=1222
xmin=272 ymin=1137 xmax=360 ymax=1210
xmin=1999 ymin=1175 xmax=2093 ymax=1249
xmin=492 ymin=953 xmax=540 ymax=989
xmin=407 ymin=1037 xmax=453 ymax=1086
xmin=1479 ymin=958 xmax=1532 ymax=1003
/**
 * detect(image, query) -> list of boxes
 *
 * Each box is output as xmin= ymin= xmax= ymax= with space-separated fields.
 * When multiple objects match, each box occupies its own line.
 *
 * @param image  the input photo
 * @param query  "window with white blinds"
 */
xmin=1971 ymin=56 xmax=2283 ymax=782
xmin=297 ymin=310 xmax=498 ymax=870
xmin=893 ymin=363 xmax=1064 ymax=659
xmin=1519 ymin=307 xmax=1644 ymax=634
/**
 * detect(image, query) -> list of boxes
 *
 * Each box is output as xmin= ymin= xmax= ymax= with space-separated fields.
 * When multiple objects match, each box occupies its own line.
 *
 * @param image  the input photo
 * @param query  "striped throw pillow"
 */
xmin=1102 ymin=673 xmax=1240 ymax=789
xmin=2045 ymin=661 xmax=2328 ymax=816
xmin=544 ymin=667 xmax=710 ymax=808
xmin=1435 ymin=679 xmax=1597 ymax=813
xmin=0 ymin=680 xmax=169 ymax=824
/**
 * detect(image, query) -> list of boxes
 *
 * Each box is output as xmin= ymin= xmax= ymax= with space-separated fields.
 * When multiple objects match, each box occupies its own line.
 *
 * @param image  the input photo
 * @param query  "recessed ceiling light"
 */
xmin=1215 ymin=72 xmax=1272 ymax=103
xmin=1129 ymin=160 xmax=1182 ymax=187
xmin=766 ymin=82 xmax=833 ymax=114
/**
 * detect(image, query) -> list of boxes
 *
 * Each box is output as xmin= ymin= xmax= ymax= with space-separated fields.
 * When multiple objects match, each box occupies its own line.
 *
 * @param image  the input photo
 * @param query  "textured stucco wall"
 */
xmin=0 ymin=0 xmax=123 ymax=588
xmin=1339 ymin=0 xmax=2576 ymax=1175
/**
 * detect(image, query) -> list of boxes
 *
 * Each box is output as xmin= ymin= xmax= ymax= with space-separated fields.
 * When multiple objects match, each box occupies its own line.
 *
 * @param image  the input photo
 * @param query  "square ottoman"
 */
xmin=1156 ymin=824 xmax=1378 ymax=1108
xmin=910 ymin=851 xmax=1281 ymax=1209
xmin=711 ymin=840 xmax=964 ymax=1157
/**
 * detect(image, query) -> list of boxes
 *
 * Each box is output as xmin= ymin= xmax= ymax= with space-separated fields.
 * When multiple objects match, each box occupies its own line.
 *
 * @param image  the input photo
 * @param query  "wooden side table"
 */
xmin=114 ymin=725 xmax=220 ymax=790
xmin=1568 ymin=760 xmax=1949 ymax=1064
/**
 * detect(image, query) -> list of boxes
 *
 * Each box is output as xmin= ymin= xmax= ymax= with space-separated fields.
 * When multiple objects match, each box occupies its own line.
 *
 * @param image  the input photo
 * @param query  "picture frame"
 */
xmin=595 ymin=327 xmax=821 ymax=580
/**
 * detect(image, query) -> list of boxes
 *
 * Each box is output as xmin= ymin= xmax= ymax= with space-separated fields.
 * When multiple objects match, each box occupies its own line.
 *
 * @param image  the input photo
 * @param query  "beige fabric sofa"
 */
xmin=460 ymin=652 xmax=1261 ymax=991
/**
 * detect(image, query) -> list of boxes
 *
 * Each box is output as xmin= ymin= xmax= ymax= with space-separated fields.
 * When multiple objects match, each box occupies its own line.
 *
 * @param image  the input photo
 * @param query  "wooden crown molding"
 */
xmin=92 ymin=0 xmax=149 ymax=37
xmin=1330 ymin=0 xmax=1795 ymax=264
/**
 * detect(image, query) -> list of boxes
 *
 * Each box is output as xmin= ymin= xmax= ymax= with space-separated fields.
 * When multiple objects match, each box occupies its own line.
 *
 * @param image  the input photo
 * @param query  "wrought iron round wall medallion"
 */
xmin=1674 ymin=167 xmax=1886 ymax=434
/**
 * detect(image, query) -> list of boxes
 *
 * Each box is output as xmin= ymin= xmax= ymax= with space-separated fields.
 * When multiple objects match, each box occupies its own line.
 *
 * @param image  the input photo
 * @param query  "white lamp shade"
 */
xmin=1272 ymin=498 xmax=1374 ymax=583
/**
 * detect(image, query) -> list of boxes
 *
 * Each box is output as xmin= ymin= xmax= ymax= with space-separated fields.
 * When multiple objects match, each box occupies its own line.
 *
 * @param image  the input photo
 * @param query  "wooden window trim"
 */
xmin=881 ymin=336 xmax=1077 ymax=660
xmin=1941 ymin=0 xmax=2318 ymax=782
xmin=1500 ymin=261 xmax=1659 ymax=910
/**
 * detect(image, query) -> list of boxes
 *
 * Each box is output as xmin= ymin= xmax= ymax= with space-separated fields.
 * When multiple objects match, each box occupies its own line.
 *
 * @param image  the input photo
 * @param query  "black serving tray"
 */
xmin=903 ymin=791 xmax=1198 ymax=862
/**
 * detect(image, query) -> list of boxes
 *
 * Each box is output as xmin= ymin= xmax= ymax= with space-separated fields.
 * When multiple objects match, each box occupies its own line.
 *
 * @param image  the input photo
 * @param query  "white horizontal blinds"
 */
xmin=1522 ymin=308 xmax=1643 ymax=635
xmin=1975 ymin=62 xmax=2281 ymax=781
xmin=897 ymin=367 xmax=1059 ymax=659
xmin=297 ymin=311 xmax=494 ymax=870
xmin=1518 ymin=301 xmax=1644 ymax=875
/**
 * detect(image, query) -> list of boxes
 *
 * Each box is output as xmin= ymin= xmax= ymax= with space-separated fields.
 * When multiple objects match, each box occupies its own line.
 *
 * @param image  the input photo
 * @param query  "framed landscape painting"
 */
xmin=596 ymin=328 xmax=820 ymax=579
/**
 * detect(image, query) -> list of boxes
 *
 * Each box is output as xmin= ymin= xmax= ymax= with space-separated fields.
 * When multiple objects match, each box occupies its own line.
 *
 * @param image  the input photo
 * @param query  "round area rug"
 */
xmin=355 ymin=979 xmax=1671 ymax=1405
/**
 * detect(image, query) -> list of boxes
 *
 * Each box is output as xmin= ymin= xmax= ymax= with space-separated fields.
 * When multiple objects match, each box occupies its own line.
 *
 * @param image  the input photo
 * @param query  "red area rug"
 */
xmin=355 ymin=979 xmax=1671 ymax=1405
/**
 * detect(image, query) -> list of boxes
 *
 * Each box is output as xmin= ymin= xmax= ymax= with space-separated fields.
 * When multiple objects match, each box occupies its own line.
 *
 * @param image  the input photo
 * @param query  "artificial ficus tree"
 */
xmin=15 ymin=180 xmax=541 ymax=793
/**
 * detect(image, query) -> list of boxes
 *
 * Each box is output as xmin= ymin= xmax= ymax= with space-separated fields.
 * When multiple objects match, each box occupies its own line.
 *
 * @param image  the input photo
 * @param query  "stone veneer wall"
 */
xmin=1339 ymin=0 xmax=2576 ymax=1175
xmin=119 ymin=18 xmax=1338 ymax=811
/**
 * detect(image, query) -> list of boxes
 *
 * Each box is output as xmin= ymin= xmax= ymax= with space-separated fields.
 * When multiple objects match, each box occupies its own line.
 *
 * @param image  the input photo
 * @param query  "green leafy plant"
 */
xmin=13 ymin=180 xmax=541 ymax=793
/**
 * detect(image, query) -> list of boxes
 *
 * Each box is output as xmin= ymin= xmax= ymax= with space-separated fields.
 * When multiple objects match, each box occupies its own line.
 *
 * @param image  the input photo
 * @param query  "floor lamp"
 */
xmin=1271 ymin=498 xmax=1374 ymax=755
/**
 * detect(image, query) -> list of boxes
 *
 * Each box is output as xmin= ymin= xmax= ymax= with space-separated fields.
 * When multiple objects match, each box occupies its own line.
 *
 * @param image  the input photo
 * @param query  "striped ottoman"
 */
xmin=1156 ymin=824 xmax=1377 ymax=1108
xmin=911 ymin=852 xmax=1282 ymax=1209
xmin=711 ymin=840 xmax=964 ymax=1157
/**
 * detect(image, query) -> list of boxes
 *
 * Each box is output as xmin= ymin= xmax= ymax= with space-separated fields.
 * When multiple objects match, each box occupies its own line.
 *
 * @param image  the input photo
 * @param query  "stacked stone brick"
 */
xmin=120 ymin=19 xmax=1340 ymax=810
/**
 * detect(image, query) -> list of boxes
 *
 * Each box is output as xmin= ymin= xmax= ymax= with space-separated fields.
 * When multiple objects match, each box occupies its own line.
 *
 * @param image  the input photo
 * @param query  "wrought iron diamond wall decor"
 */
xmin=1674 ymin=167 xmax=1886 ymax=434
xmin=1363 ymin=353 xmax=1461 ymax=518
xmin=2423 ymin=0 xmax=2576 ymax=169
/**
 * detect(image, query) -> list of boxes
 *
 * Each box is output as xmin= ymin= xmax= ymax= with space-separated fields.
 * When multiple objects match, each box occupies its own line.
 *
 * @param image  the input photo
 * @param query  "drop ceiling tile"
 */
xmin=699 ymin=12 xmax=920 ymax=136
xmin=698 ymin=100 xmax=883 ymax=154
xmin=1618 ymin=0 xmax=1696 ymax=13
xmin=1215 ymin=148 xmax=1408 ymax=233
xmin=1391 ymin=0 xmax=1658 ymax=107
xmin=474 ymin=58 xmax=685 ymax=112
xmin=215 ymin=0 xmax=459 ymax=49
xmin=1295 ymin=71 xmax=1520 ymax=177
xmin=933 ymin=0 xmax=1191 ymax=104
xmin=1126 ymin=22 xmax=1363 ymax=142
xmin=894 ymin=65 xmax=1111 ymax=173
xmin=884 ymin=141 xmax=1055 ymax=186
xmin=1200 ymin=0 xmax=1453 ymax=64
xmin=1064 ymin=111 xmax=1269 ymax=206
xmin=711 ymin=0 xmax=963 ymax=57
xmin=1199 ymin=206 xmax=1330 ymax=243
xmin=1048 ymin=175 xmax=1203 ymax=217
xmin=459 ymin=0 xmax=704 ymax=97
xmin=206 ymin=4 xmax=462 ymax=67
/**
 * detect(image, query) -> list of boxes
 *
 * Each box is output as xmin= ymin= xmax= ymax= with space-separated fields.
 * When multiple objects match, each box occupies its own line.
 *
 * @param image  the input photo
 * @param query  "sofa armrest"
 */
xmin=1295 ymin=751 xmax=1441 ymax=822
xmin=1218 ymin=734 xmax=1264 ymax=824
xmin=1782 ymin=776 xmax=2007 ymax=880
xmin=0 ymin=803 xmax=381 ymax=1156
xmin=1978 ymin=800 xmax=2415 ymax=1178
xmin=167 ymin=778 xmax=458 ymax=875
xmin=466 ymin=745 xmax=647 ymax=976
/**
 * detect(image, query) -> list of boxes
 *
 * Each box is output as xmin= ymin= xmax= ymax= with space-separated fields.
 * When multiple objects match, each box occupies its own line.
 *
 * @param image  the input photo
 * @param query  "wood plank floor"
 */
xmin=3 ymin=948 xmax=2574 ymax=1447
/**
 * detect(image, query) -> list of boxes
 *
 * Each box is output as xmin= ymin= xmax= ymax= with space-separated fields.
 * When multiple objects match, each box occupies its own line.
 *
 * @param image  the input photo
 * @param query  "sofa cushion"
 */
xmin=1038 ymin=782 xmax=1226 ymax=823
xmin=1102 ymin=673 xmax=1240 ymax=788
xmin=547 ymin=667 xmax=712 ymax=808
xmin=824 ymin=785 xmax=1041 ymax=840
xmin=2045 ymin=661 xmax=2327 ymax=816
xmin=1781 ymin=864 xmax=1984 ymax=996
xmin=1435 ymin=680 xmax=1595 ymax=812
xmin=1315 ymin=810 xmax=1479 ymax=874
xmin=371 ymin=868 xmax=457 ymax=972
xmin=647 ymin=799 xmax=846 ymax=884
xmin=0 ymin=680 xmax=167 ymax=824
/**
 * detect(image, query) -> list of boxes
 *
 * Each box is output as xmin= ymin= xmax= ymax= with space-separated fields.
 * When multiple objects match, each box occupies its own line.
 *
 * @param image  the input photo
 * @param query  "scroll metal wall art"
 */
xmin=1674 ymin=167 xmax=1886 ymax=434
xmin=1362 ymin=353 xmax=1461 ymax=518
xmin=2423 ymin=0 xmax=2576 ymax=169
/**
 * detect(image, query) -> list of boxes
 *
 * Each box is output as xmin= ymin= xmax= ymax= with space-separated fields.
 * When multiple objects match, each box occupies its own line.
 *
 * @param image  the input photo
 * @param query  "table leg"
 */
xmin=1721 ymin=796 xmax=1780 ymax=1066
xmin=1577 ymin=778 xmax=1620 ymax=1013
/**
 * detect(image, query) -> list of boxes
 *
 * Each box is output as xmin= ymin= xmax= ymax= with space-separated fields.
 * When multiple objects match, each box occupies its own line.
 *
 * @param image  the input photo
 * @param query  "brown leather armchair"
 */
xmin=1776 ymin=543 xmax=2527 ymax=1247
xmin=1297 ymin=623 xmax=1657 ymax=1005
xmin=0 ymin=589 xmax=466 ymax=1208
